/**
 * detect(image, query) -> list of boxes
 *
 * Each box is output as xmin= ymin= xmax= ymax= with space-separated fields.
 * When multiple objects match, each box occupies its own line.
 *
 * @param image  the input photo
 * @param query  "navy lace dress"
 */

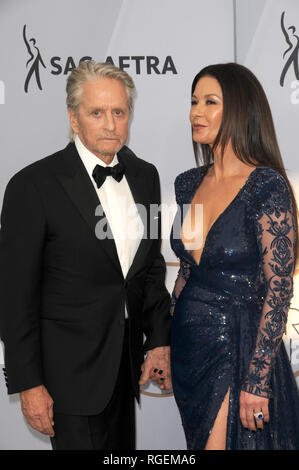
xmin=170 ymin=165 xmax=299 ymax=450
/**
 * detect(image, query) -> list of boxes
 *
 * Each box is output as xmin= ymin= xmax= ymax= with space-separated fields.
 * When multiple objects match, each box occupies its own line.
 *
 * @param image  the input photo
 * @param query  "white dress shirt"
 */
xmin=74 ymin=135 xmax=144 ymax=287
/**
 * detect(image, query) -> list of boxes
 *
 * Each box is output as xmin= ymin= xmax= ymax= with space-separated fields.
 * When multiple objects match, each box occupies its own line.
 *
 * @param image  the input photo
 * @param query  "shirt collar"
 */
xmin=74 ymin=134 xmax=118 ymax=177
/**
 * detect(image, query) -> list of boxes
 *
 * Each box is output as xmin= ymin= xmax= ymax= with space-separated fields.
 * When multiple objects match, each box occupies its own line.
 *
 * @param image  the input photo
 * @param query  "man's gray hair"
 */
xmin=66 ymin=60 xmax=136 ymax=141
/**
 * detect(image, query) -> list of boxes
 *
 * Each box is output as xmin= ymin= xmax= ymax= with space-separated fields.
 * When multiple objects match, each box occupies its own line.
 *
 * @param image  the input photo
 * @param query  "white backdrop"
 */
xmin=0 ymin=0 xmax=298 ymax=451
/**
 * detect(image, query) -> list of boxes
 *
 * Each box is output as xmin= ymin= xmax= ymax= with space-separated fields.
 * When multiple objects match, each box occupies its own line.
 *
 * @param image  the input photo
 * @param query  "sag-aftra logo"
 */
xmin=280 ymin=11 xmax=299 ymax=104
xmin=23 ymin=24 xmax=178 ymax=93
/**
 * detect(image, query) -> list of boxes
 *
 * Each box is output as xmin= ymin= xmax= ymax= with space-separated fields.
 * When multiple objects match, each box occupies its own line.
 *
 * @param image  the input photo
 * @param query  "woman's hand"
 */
xmin=139 ymin=346 xmax=172 ymax=390
xmin=239 ymin=390 xmax=269 ymax=431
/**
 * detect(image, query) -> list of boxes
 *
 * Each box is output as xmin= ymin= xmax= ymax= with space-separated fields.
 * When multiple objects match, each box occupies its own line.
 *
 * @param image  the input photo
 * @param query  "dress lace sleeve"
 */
xmin=242 ymin=173 xmax=296 ymax=398
xmin=170 ymin=260 xmax=190 ymax=316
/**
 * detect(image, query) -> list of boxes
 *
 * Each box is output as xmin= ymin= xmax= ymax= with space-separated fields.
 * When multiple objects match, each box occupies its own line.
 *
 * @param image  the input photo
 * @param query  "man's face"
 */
xmin=69 ymin=77 xmax=130 ymax=162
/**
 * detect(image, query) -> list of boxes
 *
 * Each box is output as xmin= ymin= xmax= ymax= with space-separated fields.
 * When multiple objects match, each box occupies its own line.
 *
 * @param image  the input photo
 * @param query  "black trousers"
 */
xmin=50 ymin=321 xmax=135 ymax=450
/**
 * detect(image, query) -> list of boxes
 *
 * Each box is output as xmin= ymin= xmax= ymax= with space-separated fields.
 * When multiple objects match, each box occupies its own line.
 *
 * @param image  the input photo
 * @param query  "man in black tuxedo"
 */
xmin=0 ymin=61 xmax=172 ymax=450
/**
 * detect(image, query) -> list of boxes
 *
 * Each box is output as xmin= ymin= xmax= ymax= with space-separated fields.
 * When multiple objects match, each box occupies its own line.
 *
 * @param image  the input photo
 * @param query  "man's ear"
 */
xmin=68 ymin=108 xmax=79 ymax=134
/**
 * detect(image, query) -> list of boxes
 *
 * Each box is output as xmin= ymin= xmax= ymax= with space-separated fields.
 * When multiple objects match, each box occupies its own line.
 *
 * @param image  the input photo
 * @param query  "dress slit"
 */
xmin=204 ymin=387 xmax=230 ymax=450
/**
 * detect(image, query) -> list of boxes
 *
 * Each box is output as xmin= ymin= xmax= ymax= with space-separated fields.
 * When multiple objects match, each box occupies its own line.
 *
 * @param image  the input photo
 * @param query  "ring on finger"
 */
xmin=253 ymin=411 xmax=263 ymax=421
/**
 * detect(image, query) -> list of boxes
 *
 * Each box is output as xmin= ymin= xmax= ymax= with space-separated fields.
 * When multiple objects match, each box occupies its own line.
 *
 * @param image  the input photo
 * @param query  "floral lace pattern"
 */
xmin=241 ymin=175 xmax=296 ymax=397
xmin=170 ymin=260 xmax=190 ymax=316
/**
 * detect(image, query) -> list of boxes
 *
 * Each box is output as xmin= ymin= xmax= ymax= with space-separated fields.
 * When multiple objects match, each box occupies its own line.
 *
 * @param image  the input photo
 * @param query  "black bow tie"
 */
xmin=92 ymin=162 xmax=126 ymax=189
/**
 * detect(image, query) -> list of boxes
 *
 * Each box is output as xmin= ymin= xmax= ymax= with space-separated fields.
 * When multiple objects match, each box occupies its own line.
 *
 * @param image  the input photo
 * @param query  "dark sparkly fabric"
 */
xmin=170 ymin=164 xmax=299 ymax=450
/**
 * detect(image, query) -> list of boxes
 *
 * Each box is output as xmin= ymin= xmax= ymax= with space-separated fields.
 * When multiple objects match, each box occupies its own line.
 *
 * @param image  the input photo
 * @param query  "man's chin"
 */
xmin=98 ymin=145 xmax=123 ymax=157
xmin=100 ymin=150 xmax=119 ymax=157
xmin=91 ymin=145 xmax=122 ymax=158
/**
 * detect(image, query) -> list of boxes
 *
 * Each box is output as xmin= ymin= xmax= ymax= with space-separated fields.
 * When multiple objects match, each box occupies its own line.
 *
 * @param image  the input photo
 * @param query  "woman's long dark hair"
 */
xmin=191 ymin=62 xmax=298 ymax=265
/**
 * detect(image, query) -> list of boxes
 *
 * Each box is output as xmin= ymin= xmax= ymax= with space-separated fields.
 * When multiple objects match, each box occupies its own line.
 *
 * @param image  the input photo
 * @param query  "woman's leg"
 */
xmin=204 ymin=388 xmax=230 ymax=450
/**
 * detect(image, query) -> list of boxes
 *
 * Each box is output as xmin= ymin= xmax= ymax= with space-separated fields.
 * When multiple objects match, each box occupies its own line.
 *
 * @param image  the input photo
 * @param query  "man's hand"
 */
xmin=239 ymin=390 xmax=269 ymax=431
xmin=20 ymin=385 xmax=55 ymax=437
xmin=139 ymin=346 xmax=172 ymax=390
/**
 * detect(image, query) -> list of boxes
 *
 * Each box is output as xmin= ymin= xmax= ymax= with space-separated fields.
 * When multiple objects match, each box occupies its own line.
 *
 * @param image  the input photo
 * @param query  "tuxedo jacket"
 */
xmin=0 ymin=142 xmax=171 ymax=415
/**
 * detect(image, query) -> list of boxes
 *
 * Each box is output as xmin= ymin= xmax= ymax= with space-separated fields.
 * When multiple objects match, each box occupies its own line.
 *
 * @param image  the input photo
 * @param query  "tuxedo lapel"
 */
xmin=117 ymin=147 xmax=153 ymax=282
xmin=55 ymin=143 xmax=123 ymax=275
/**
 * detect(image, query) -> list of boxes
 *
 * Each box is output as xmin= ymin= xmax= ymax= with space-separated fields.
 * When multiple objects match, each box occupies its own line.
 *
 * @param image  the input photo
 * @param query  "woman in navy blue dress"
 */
xmin=170 ymin=63 xmax=299 ymax=450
